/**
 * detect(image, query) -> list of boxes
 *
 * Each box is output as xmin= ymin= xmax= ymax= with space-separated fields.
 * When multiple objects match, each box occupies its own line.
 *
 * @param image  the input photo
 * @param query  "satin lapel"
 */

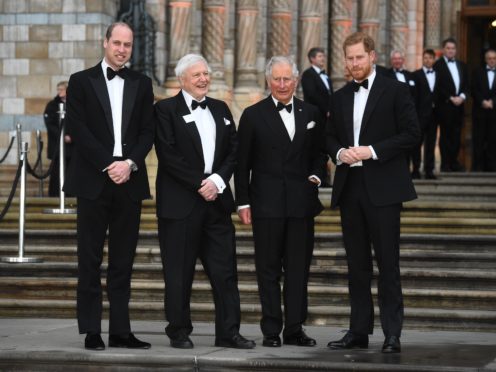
xmin=208 ymin=99 xmax=224 ymax=166
xmin=342 ymin=85 xmax=355 ymax=145
xmin=261 ymin=96 xmax=292 ymax=146
xmin=121 ymin=75 xmax=138 ymax=140
xmin=290 ymin=99 xmax=305 ymax=153
xmin=313 ymin=68 xmax=330 ymax=93
xmin=176 ymin=92 xmax=204 ymax=160
xmin=441 ymin=59 xmax=457 ymax=93
xmin=89 ymin=67 xmax=114 ymax=136
xmin=360 ymin=74 xmax=386 ymax=138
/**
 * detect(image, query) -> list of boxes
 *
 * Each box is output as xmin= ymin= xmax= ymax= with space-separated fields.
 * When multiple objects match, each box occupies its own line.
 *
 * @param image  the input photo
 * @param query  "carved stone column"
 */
xmin=359 ymin=0 xmax=380 ymax=44
xmin=233 ymin=0 xmax=263 ymax=118
xmin=269 ymin=0 xmax=292 ymax=57
xmin=164 ymin=0 xmax=192 ymax=92
xmin=329 ymin=0 xmax=352 ymax=89
xmin=202 ymin=0 xmax=228 ymax=95
xmin=390 ymin=0 xmax=409 ymax=56
xmin=425 ymin=0 xmax=441 ymax=51
xmin=298 ymin=0 xmax=323 ymax=73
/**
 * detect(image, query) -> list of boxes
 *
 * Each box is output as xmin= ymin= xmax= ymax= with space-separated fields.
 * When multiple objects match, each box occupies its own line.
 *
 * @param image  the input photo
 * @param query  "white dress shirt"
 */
xmin=182 ymin=90 xmax=226 ymax=193
xmin=423 ymin=66 xmax=436 ymax=92
xmin=487 ymin=65 xmax=495 ymax=89
xmin=336 ymin=69 xmax=378 ymax=167
xmin=102 ymin=59 xmax=124 ymax=157
xmin=444 ymin=56 xmax=462 ymax=96
xmin=272 ymin=95 xmax=295 ymax=140
xmin=312 ymin=65 xmax=330 ymax=91
xmin=394 ymin=70 xmax=407 ymax=83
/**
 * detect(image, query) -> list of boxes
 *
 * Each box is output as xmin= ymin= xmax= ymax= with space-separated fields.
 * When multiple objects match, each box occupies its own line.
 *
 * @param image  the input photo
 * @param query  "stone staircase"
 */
xmin=1 ymin=172 xmax=496 ymax=332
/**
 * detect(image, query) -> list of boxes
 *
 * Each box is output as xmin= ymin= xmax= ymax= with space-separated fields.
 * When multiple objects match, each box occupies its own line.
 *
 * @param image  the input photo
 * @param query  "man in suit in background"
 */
xmin=434 ymin=37 xmax=468 ymax=172
xmin=64 ymin=22 xmax=154 ymax=351
xmin=301 ymin=47 xmax=333 ymax=187
xmin=386 ymin=50 xmax=420 ymax=178
xmin=154 ymin=54 xmax=255 ymax=350
xmin=235 ymin=56 xmax=325 ymax=348
xmin=413 ymin=49 xmax=438 ymax=179
xmin=471 ymin=48 xmax=496 ymax=171
xmin=43 ymin=81 xmax=72 ymax=196
xmin=326 ymin=32 xmax=419 ymax=353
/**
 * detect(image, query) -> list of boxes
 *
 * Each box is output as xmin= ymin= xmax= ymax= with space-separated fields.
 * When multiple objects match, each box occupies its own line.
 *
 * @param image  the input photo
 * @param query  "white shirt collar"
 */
xmin=311 ymin=65 xmax=323 ymax=74
xmin=181 ymin=90 xmax=206 ymax=111
xmin=271 ymin=95 xmax=294 ymax=107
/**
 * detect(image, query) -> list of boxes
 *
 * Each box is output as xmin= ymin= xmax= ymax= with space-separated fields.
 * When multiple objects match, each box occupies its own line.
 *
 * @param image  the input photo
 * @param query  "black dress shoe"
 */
xmin=169 ymin=333 xmax=194 ymax=349
xmin=85 ymin=333 xmax=105 ymax=350
xmin=215 ymin=333 xmax=256 ymax=349
xmin=382 ymin=335 xmax=401 ymax=353
xmin=262 ymin=335 xmax=281 ymax=347
xmin=425 ymin=172 xmax=437 ymax=180
xmin=108 ymin=333 xmax=151 ymax=349
xmin=327 ymin=331 xmax=368 ymax=349
xmin=283 ymin=330 xmax=316 ymax=347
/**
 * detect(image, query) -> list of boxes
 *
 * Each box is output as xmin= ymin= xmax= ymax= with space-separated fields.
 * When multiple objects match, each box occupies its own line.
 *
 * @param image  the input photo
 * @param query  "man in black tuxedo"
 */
xmin=64 ymin=22 xmax=154 ymax=351
xmin=300 ymin=47 xmax=333 ymax=186
xmin=433 ymin=37 xmax=468 ymax=172
xmin=301 ymin=47 xmax=334 ymax=120
xmin=326 ymin=32 xmax=419 ymax=354
xmin=386 ymin=50 xmax=419 ymax=178
xmin=413 ymin=49 xmax=438 ymax=179
xmin=154 ymin=54 xmax=255 ymax=350
xmin=235 ymin=56 xmax=325 ymax=348
xmin=471 ymin=48 xmax=496 ymax=171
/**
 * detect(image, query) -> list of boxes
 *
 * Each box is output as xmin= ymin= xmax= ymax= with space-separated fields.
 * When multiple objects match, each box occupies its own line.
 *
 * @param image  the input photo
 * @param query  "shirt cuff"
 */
xmin=207 ymin=173 xmax=226 ymax=194
xmin=459 ymin=93 xmax=466 ymax=101
xmin=308 ymin=175 xmax=321 ymax=187
xmin=336 ymin=148 xmax=345 ymax=165
xmin=237 ymin=204 xmax=250 ymax=212
xmin=369 ymin=145 xmax=378 ymax=160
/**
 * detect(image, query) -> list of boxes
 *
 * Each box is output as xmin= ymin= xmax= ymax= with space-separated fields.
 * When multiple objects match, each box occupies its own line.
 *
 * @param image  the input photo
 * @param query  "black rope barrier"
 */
xmin=0 ymin=136 xmax=16 ymax=164
xmin=25 ymin=123 xmax=62 ymax=180
xmin=0 ymin=159 xmax=22 ymax=222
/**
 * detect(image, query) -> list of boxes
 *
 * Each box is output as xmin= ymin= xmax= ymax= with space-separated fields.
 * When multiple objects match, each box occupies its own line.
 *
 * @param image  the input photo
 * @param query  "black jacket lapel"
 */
xmin=207 ymin=99 xmax=225 ymax=167
xmin=360 ymin=74 xmax=386 ymax=139
xmin=261 ymin=96 xmax=292 ymax=146
xmin=121 ymin=74 xmax=138 ymax=140
xmin=290 ymin=98 xmax=306 ymax=152
xmin=176 ymin=92 xmax=204 ymax=162
xmin=89 ymin=65 xmax=114 ymax=136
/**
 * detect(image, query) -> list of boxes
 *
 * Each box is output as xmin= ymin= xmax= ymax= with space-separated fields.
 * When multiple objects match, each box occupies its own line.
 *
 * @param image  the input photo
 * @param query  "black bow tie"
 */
xmin=426 ymin=69 xmax=434 ymax=74
xmin=394 ymin=69 xmax=404 ymax=73
xmin=487 ymin=68 xmax=496 ymax=72
xmin=107 ymin=67 xmax=126 ymax=80
xmin=352 ymin=79 xmax=368 ymax=92
xmin=276 ymin=101 xmax=292 ymax=113
xmin=447 ymin=58 xmax=455 ymax=63
xmin=191 ymin=99 xmax=208 ymax=110
xmin=319 ymin=70 xmax=326 ymax=75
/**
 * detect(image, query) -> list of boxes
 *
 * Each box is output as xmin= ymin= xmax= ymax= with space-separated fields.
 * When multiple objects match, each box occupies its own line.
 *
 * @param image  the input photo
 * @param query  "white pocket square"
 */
xmin=183 ymin=114 xmax=194 ymax=123
xmin=307 ymin=121 xmax=316 ymax=129
xmin=408 ymin=80 xmax=416 ymax=86
xmin=224 ymin=118 xmax=231 ymax=125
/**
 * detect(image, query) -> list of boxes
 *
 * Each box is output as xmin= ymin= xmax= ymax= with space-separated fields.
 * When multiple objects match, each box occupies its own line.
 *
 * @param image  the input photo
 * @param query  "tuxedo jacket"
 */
xmin=433 ymin=57 xmax=468 ymax=106
xmin=64 ymin=63 xmax=154 ymax=201
xmin=301 ymin=67 xmax=334 ymax=119
xmin=413 ymin=68 xmax=436 ymax=120
xmin=154 ymin=92 xmax=237 ymax=219
xmin=234 ymin=96 xmax=325 ymax=219
xmin=472 ymin=66 xmax=496 ymax=109
xmin=386 ymin=68 xmax=418 ymax=103
xmin=327 ymin=73 xmax=419 ymax=208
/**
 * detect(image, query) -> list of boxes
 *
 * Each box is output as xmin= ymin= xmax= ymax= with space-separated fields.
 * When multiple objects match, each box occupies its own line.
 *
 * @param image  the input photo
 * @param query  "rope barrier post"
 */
xmin=43 ymin=103 xmax=76 ymax=214
xmin=36 ymin=129 xmax=44 ymax=197
xmin=1 ymin=142 xmax=43 ymax=263
xmin=16 ymin=123 xmax=22 ymax=161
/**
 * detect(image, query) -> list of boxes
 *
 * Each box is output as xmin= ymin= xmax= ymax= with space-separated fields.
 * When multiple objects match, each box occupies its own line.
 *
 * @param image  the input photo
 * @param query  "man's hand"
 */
xmin=482 ymin=99 xmax=493 ymax=109
xmin=198 ymin=179 xmax=218 ymax=201
xmin=450 ymin=96 xmax=464 ymax=106
xmin=64 ymin=135 xmax=72 ymax=144
xmin=107 ymin=161 xmax=131 ymax=184
xmin=238 ymin=207 xmax=252 ymax=225
xmin=338 ymin=148 xmax=361 ymax=165
xmin=349 ymin=146 xmax=372 ymax=160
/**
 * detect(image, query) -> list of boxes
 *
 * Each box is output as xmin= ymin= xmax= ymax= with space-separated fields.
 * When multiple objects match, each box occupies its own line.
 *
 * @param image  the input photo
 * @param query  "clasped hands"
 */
xmin=107 ymin=161 xmax=131 ymax=184
xmin=198 ymin=178 xmax=218 ymax=202
xmin=339 ymin=146 xmax=372 ymax=165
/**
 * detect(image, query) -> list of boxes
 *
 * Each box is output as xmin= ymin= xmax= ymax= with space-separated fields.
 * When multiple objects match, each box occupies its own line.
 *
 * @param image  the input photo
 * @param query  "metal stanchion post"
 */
xmin=1 ymin=142 xmax=42 ymax=263
xmin=43 ymin=103 xmax=76 ymax=214
xmin=16 ymin=123 xmax=22 ymax=161
xmin=36 ymin=129 xmax=44 ymax=197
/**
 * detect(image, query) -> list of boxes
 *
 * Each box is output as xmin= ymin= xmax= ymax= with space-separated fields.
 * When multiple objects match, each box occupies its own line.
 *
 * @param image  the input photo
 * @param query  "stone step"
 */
xmin=0 ymin=298 xmax=494 ymax=332
xmin=2 ymin=277 xmax=495 ymax=311
xmin=1 ymin=262 xmax=494 ymax=290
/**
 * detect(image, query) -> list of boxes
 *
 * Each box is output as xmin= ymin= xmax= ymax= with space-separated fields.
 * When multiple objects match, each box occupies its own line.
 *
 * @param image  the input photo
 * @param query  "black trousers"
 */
xmin=76 ymin=178 xmax=141 ymax=336
xmin=158 ymin=198 xmax=241 ymax=339
xmin=338 ymin=168 xmax=403 ymax=337
xmin=252 ymin=216 xmax=315 ymax=337
xmin=409 ymin=113 xmax=437 ymax=173
xmin=436 ymin=103 xmax=464 ymax=170
xmin=472 ymin=107 xmax=496 ymax=171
